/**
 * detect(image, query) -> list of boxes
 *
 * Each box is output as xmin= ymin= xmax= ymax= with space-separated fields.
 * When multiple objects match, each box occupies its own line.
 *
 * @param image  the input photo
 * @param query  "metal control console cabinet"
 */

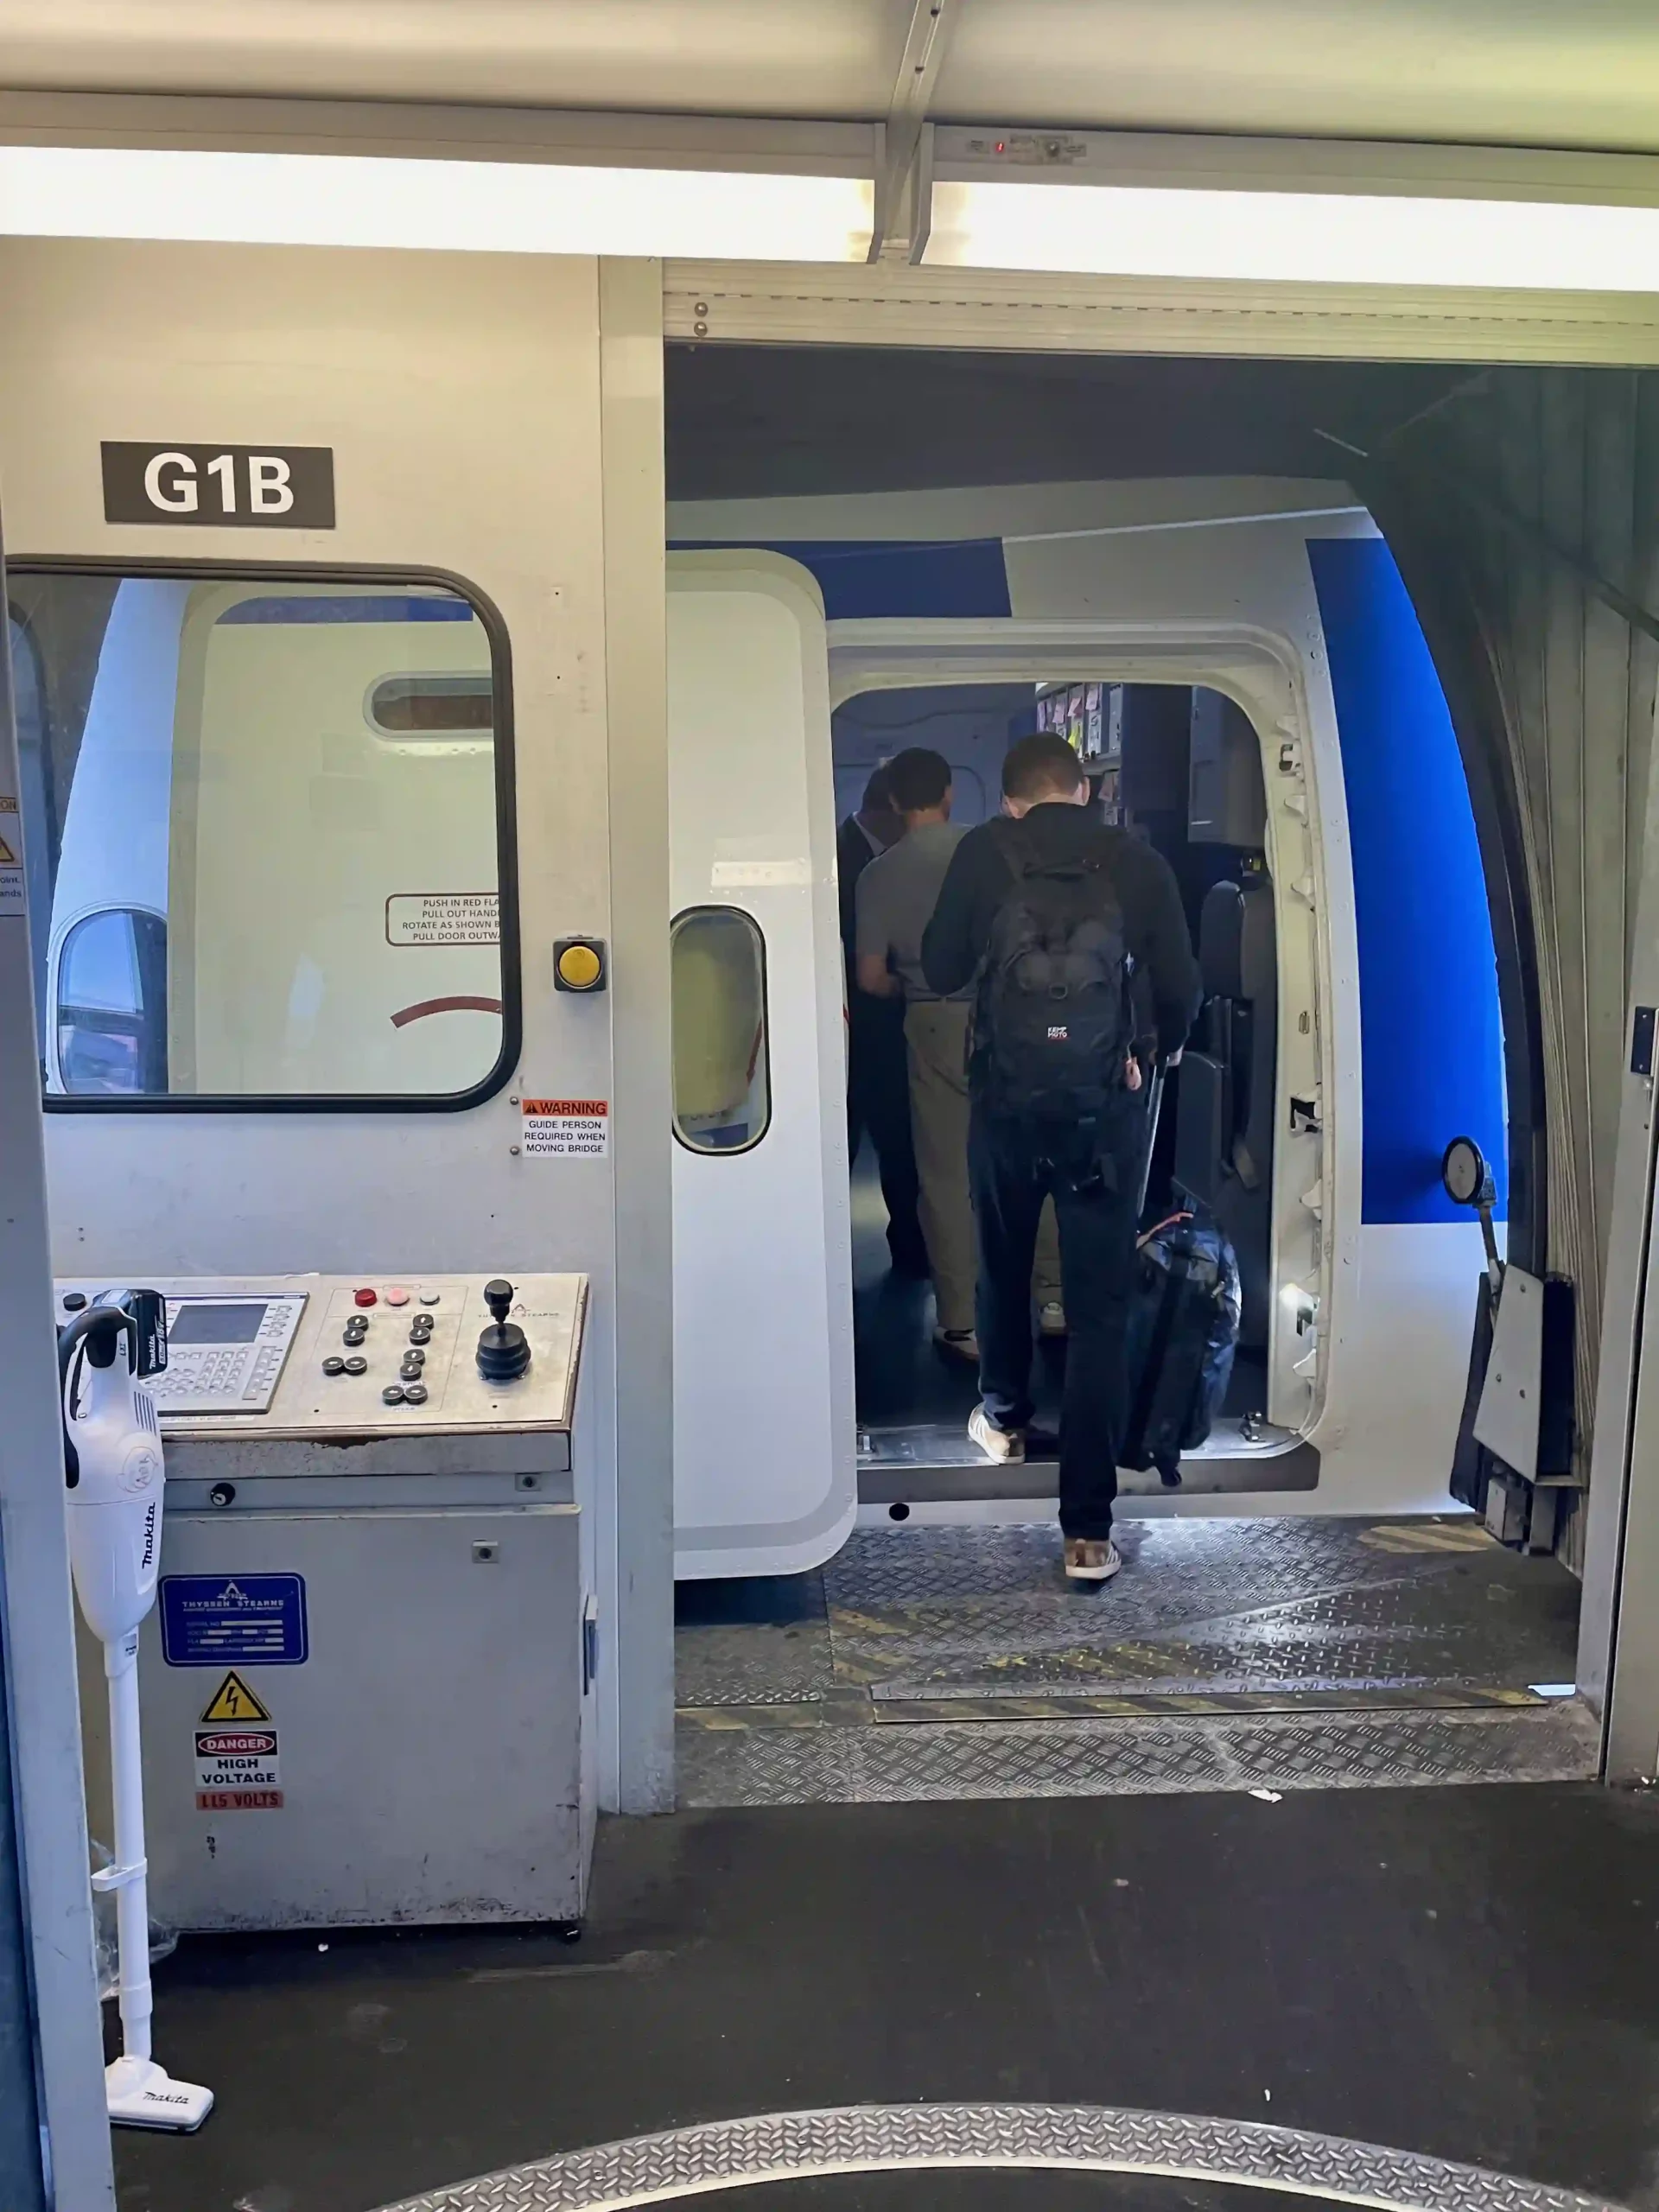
xmin=59 ymin=1274 xmax=592 ymax=1934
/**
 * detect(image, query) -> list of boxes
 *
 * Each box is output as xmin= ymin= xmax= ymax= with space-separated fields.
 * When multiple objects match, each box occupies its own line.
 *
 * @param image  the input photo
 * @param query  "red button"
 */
xmin=353 ymin=1287 xmax=378 ymax=1307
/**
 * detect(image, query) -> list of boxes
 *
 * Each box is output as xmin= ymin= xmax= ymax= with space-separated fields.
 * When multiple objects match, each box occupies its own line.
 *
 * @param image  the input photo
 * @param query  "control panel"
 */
xmin=53 ymin=1274 xmax=587 ymax=1439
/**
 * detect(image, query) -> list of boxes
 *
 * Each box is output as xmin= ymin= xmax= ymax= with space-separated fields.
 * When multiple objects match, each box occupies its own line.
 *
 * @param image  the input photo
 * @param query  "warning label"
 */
xmin=0 ymin=795 xmax=22 ymax=918
xmin=195 ymin=1729 xmax=276 ymax=1758
xmin=200 ymin=1670 xmax=271 ymax=1725
xmin=522 ymin=1096 xmax=609 ymax=1159
xmin=195 ymin=1726 xmax=281 ymax=1807
xmin=386 ymin=891 xmax=499 ymax=946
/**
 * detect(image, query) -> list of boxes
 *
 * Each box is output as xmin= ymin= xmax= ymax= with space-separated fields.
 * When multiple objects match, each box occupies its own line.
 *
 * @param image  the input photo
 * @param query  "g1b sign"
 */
xmin=102 ymin=442 xmax=335 ymax=529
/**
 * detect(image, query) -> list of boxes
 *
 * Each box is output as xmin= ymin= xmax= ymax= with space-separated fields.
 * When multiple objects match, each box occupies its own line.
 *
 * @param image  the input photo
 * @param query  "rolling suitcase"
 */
xmin=1121 ymin=1210 xmax=1242 ymax=1488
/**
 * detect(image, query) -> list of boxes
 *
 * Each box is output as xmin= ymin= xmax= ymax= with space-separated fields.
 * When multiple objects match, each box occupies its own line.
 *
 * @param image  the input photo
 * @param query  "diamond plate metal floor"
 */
xmin=676 ymin=1517 xmax=1589 ymax=1806
xmin=374 ymin=2103 xmax=1620 ymax=2212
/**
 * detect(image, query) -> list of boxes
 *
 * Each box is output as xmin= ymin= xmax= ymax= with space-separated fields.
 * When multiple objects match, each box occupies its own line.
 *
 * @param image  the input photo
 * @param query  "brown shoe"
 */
xmin=1064 ymin=1537 xmax=1123 ymax=1585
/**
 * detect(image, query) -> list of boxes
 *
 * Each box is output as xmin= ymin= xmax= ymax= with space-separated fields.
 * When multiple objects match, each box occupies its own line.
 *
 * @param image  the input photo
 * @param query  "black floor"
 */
xmin=850 ymin=1150 xmax=1267 ymax=1436
xmin=117 ymin=1783 xmax=1659 ymax=2212
xmin=851 ymin=1149 xmax=1032 ymax=1433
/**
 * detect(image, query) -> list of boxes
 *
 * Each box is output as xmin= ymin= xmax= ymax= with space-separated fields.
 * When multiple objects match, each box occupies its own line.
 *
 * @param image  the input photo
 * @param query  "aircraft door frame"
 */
xmin=828 ymin=613 xmax=1341 ymax=1478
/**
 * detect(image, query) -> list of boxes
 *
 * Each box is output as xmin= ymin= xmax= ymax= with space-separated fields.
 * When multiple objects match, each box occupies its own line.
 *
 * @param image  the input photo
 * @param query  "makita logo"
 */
xmin=140 ymin=1501 xmax=157 ymax=1572
xmin=1047 ymin=1025 xmax=1069 ymax=1042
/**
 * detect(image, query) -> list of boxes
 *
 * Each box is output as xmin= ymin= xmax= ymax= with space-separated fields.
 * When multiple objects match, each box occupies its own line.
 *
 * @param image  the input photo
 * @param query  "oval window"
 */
xmin=671 ymin=907 xmax=770 ymax=1154
xmin=54 ymin=907 xmax=168 ymax=1096
xmin=368 ymin=673 xmax=493 ymax=736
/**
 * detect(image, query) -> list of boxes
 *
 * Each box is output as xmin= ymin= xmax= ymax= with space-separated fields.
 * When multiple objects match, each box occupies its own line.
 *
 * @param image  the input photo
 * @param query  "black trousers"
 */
xmin=969 ymin=1104 xmax=1143 ymax=1540
xmin=848 ymin=996 xmax=925 ymax=1270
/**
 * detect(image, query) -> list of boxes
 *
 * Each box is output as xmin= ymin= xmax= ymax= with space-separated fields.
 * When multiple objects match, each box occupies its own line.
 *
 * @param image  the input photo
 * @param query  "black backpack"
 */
xmin=976 ymin=824 xmax=1132 ymax=1123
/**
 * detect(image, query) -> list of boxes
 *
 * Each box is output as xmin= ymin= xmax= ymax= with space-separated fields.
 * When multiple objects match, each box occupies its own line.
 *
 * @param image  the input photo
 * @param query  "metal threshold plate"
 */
xmin=373 ymin=2101 xmax=1618 ymax=2212
xmin=856 ymin=1423 xmax=1320 ymax=1498
xmin=681 ymin=1683 xmax=1553 ymax=1727
xmin=674 ymin=1520 xmax=1589 ymax=1804
xmin=676 ymin=1700 xmax=1599 ymax=1805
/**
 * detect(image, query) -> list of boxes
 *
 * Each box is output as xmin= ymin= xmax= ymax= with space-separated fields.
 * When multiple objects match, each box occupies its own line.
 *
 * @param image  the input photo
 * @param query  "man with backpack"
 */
xmin=921 ymin=732 xmax=1202 ymax=1585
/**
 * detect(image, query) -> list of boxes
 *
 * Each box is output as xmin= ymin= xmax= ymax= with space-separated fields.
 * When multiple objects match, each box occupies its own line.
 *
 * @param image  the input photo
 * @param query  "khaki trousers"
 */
xmin=904 ymin=1001 xmax=1061 ymax=1332
xmin=904 ymin=1001 xmax=978 ymax=1334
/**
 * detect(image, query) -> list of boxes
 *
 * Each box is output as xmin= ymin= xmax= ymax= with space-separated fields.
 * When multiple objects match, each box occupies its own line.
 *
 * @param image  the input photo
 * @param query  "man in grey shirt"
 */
xmin=854 ymin=747 xmax=979 ymax=1358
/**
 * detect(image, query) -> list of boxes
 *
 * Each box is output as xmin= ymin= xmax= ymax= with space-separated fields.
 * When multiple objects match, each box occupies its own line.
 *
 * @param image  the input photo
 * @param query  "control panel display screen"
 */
xmin=170 ymin=1302 xmax=268 ymax=1346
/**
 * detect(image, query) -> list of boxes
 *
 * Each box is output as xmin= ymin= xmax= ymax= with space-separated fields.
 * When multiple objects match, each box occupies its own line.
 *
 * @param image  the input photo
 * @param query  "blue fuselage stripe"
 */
xmin=1308 ymin=536 xmax=1507 ymax=1225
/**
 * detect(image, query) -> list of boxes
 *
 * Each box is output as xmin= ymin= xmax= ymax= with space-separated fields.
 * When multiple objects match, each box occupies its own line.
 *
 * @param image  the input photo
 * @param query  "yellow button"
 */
xmin=556 ymin=942 xmax=602 ymax=990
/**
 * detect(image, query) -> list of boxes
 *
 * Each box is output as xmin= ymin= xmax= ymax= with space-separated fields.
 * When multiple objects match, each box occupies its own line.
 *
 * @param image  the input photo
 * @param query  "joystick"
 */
xmin=475 ymin=1277 xmax=531 ymax=1382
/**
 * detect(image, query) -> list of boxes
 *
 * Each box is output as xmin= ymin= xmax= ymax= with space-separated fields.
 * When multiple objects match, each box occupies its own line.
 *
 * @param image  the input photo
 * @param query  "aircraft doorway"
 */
xmin=664 ymin=340 xmax=1587 ymax=1808
xmin=836 ymin=677 xmax=1280 ymax=1495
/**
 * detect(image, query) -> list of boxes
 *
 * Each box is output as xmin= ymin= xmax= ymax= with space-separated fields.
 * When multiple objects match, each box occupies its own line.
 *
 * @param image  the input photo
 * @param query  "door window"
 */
xmin=671 ymin=906 xmax=771 ymax=1153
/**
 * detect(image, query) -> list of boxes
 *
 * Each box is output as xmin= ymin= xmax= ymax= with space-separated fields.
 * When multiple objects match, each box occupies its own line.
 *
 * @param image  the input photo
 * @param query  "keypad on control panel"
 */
xmin=145 ymin=1293 xmax=306 ymax=1415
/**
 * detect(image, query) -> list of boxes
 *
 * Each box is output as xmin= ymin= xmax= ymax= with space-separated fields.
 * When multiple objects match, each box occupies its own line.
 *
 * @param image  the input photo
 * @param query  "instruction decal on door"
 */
xmin=385 ymin=891 xmax=500 ymax=945
xmin=522 ymin=1097 xmax=609 ymax=1159
xmin=160 ymin=1573 xmax=308 ymax=1665
xmin=199 ymin=1671 xmax=272 ymax=1725
xmin=0 ymin=795 xmax=22 ymax=916
xmin=195 ymin=1726 xmax=283 ymax=1811
xmin=710 ymin=857 xmax=810 ymax=888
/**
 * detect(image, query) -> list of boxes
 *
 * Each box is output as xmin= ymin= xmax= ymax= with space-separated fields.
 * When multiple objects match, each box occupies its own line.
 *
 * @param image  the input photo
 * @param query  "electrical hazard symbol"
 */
xmin=0 ymin=793 xmax=20 ymax=915
xmin=200 ymin=1670 xmax=271 ymax=1724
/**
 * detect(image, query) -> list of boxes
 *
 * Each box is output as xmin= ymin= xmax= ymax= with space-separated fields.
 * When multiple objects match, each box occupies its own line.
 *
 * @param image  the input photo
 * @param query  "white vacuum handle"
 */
xmin=61 ymin=1306 xmax=163 ymax=1644
xmin=57 ymin=1296 xmax=213 ymax=2129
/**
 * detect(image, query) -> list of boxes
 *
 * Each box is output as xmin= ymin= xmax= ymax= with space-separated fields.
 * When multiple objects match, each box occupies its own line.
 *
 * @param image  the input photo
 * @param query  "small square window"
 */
xmin=9 ymin=569 xmax=516 ymax=1107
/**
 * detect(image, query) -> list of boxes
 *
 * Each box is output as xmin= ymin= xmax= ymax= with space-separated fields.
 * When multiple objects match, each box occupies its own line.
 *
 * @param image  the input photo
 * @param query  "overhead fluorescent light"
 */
xmin=0 ymin=145 xmax=875 ymax=261
xmin=926 ymin=177 xmax=1659 ymax=291
xmin=923 ymin=129 xmax=1659 ymax=291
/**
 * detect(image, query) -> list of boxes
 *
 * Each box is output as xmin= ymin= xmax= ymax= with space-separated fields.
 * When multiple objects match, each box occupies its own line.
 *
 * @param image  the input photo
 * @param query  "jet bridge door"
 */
xmin=667 ymin=551 xmax=855 ymax=1578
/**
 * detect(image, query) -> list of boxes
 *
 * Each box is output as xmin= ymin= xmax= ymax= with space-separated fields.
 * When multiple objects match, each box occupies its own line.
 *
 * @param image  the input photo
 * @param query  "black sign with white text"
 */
xmin=101 ymin=442 xmax=335 ymax=529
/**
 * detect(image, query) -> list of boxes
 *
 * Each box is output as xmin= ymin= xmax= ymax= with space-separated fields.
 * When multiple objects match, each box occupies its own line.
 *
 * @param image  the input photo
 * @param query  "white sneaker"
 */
xmin=1039 ymin=1300 xmax=1067 ymax=1338
xmin=934 ymin=1326 xmax=979 ymax=1364
xmin=1064 ymin=1537 xmax=1123 ymax=1585
xmin=968 ymin=1403 xmax=1026 ymax=1464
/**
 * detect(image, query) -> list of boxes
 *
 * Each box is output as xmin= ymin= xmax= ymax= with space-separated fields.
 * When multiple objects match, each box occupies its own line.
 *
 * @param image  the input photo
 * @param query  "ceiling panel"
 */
xmin=0 ymin=0 xmax=904 ymax=115
xmin=2 ymin=0 xmax=1658 ymax=158
xmin=935 ymin=0 xmax=1659 ymax=154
